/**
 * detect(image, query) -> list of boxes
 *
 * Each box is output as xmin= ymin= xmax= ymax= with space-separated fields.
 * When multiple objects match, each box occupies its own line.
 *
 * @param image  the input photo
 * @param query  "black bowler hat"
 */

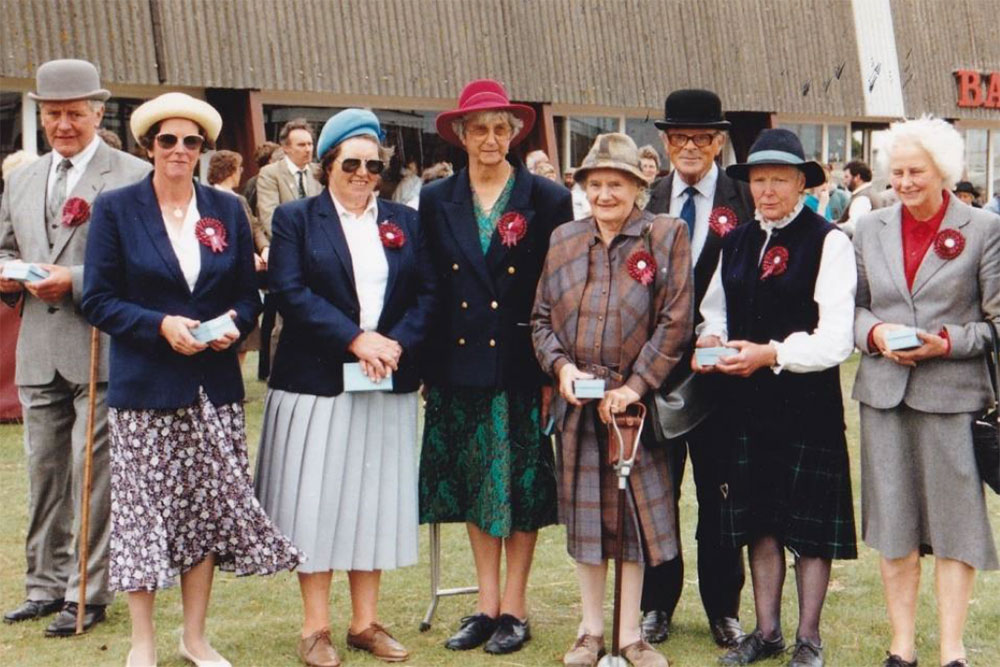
xmin=725 ymin=128 xmax=826 ymax=188
xmin=954 ymin=181 xmax=980 ymax=197
xmin=653 ymin=89 xmax=731 ymax=131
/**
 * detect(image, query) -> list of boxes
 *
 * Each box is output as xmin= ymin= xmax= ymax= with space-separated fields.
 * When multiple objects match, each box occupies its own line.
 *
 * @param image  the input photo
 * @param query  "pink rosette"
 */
xmin=933 ymin=228 xmax=965 ymax=260
xmin=627 ymin=250 xmax=657 ymax=286
xmin=497 ymin=212 xmax=527 ymax=248
xmin=379 ymin=221 xmax=406 ymax=249
xmin=61 ymin=197 xmax=91 ymax=227
xmin=195 ymin=217 xmax=228 ymax=253
xmin=760 ymin=246 xmax=789 ymax=280
xmin=708 ymin=206 xmax=738 ymax=237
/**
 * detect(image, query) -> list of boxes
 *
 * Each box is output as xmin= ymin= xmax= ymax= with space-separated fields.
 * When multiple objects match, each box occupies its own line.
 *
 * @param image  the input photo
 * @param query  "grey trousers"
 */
xmin=19 ymin=373 xmax=112 ymax=605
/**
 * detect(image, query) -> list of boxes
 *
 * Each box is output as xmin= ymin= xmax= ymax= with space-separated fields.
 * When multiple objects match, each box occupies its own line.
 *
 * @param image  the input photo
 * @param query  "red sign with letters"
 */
xmin=955 ymin=70 xmax=1000 ymax=108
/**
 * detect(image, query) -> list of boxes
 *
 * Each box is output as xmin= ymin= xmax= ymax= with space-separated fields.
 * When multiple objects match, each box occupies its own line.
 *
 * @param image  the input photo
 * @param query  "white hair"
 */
xmin=877 ymin=116 xmax=965 ymax=189
xmin=451 ymin=110 xmax=524 ymax=142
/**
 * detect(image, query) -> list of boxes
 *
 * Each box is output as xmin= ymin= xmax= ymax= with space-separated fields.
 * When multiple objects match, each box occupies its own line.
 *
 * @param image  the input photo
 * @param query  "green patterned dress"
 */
xmin=418 ymin=176 xmax=558 ymax=537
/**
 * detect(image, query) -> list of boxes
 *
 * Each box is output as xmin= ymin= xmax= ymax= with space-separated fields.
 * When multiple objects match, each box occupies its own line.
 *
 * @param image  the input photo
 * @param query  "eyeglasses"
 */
xmin=665 ymin=132 xmax=719 ymax=148
xmin=155 ymin=133 xmax=205 ymax=150
xmin=338 ymin=158 xmax=385 ymax=175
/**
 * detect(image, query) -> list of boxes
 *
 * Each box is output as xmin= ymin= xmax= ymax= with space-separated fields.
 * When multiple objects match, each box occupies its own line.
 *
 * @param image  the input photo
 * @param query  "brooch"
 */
xmin=708 ymin=206 xmax=738 ymax=237
xmin=61 ymin=197 xmax=91 ymax=227
xmin=760 ymin=246 xmax=789 ymax=279
xmin=933 ymin=229 xmax=964 ymax=260
xmin=627 ymin=250 xmax=657 ymax=286
xmin=379 ymin=221 xmax=406 ymax=248
xmin=497 ymin=212 xmax=528 ymax=247
xmin=195 ymin=217 xmax=228 ymax=253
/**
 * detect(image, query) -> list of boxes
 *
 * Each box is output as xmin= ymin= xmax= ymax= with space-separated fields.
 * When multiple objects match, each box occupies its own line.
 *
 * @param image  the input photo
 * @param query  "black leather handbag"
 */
xmin=972 ymin=320 xmax=1000 ymax=494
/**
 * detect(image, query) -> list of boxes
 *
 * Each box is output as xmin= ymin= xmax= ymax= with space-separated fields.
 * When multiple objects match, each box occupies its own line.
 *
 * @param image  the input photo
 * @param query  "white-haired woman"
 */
xmin=854 ymin=117 xmax=1000 ymax=667
xmin=419 ymin=78 xmax=573 ymax=655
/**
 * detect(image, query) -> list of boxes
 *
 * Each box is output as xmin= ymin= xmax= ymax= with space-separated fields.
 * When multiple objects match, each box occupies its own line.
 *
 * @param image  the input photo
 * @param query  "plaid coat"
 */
xmin=531 ymin=209 xmax=693 ymax=565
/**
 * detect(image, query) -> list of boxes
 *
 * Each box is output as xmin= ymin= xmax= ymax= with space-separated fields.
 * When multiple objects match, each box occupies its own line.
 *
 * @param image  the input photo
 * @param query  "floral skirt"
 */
xmin=107 ymin=389 xmax=303 ymax=591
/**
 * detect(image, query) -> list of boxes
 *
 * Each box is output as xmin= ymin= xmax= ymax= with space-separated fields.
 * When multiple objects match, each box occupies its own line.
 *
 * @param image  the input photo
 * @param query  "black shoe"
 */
xmin=941 ymin=660 xmax=968 ymax=667
xmin=719 ymin=630 xmax=786 ymax=665
xmin=882 ymin=653 xmax=917 ymax=667
xmin=710 ymin=616 xmax=744 ymax=649
xmin=641 ymin=610 xmax=671 ymax=644
xmin=43 ymin=602 xmax=106 ymax=637
xmin=444 ymin=613 xmax=497 ymax=651
xmin=3 ymin=599 xmax=64 ymax=624
xmin=788 ymin=638 xmax=823 ymax=667
xmin=483 ymin=614 xmax=530 ymax=655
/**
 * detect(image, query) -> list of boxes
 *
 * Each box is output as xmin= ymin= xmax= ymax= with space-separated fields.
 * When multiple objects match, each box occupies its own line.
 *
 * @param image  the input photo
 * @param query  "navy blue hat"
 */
xmin=316 ymin=108 xmax=385 ymax=159
xmin=725 ymin=128 xmax=826 ymax=188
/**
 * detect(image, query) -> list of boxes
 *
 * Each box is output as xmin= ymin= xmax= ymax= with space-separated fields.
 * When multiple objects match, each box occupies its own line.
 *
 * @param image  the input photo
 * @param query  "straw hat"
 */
xmin=129 ymin=92 xmax=223 ymax=144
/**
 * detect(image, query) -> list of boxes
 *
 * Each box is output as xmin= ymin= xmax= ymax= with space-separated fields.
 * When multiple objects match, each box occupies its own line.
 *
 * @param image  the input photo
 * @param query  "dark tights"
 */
xmin=748 ymin=535 xmax=831 ymax=644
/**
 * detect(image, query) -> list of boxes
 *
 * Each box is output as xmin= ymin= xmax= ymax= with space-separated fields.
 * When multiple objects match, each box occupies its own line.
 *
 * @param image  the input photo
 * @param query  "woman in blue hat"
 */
xmin=694 ymin=128 xmax=858 ymax=667
xmin=254 ymin=109 xmax=438 ymax=666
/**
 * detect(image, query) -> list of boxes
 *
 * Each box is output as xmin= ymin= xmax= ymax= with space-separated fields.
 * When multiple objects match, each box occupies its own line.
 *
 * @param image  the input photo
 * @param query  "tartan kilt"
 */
xmin=719 ymin=413 xmax=858 ymax=560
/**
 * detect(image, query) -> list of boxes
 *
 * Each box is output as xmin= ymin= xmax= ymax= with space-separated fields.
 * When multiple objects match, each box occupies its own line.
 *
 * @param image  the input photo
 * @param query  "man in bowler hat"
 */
xmin=0 ymin=59 xmax=150 ymax=635
xmin=641 ymin=89 xmax=753 ymax=648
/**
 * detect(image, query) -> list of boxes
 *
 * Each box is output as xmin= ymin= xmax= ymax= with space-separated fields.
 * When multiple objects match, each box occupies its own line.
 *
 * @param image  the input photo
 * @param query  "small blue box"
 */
xmin=573 ymin=378 xmax=606 ymax=399
xmin=343 ymin=362 xmax=394 ymax=392
xmin=1 ymin=262 xmax=50 ymax=283
xmin=190 ymin=314 xmax=239 ymax=343
xmin=695 ymin=346 xmax=737 ymax=367
xmin=885 ymin=328 xmax=922 ymax=351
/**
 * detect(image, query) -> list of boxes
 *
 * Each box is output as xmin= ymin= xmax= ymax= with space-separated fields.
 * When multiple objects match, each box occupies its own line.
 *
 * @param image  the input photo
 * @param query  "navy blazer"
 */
xmin=82 ymin=174 xmax=262 ymax=409
xmin=266 ymin=191 xmax=437 ymax=396
xmin=421 ymin=160 xmax=573 ymax=389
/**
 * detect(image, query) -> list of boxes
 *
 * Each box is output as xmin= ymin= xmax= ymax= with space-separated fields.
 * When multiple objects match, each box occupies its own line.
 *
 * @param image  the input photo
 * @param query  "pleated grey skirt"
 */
xmin=254 ymin=388 xmax=419 ymax=572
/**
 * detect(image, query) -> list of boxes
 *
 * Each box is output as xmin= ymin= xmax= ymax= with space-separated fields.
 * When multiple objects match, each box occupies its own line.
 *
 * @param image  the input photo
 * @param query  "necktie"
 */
xmin=297 ymin=169 xmax=306 ymax=198
xmin=47 ymin=158 xmax=73 ymax=224
xmin=680 ymin=186 xmax=698 ymax=238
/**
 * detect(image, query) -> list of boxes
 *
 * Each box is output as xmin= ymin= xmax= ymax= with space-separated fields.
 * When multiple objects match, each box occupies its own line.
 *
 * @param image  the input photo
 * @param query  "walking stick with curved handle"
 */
xmin=76 ymin=326 xmax=99 ymax=634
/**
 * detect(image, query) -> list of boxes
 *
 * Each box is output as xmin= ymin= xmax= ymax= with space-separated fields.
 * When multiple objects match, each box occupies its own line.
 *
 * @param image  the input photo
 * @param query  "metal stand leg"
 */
xmin=419 ymin=523 xmax=479 ymax=632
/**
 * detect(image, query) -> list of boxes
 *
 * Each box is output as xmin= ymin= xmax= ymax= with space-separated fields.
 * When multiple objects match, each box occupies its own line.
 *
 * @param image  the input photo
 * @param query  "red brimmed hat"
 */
xmin=435 ymin=79 xmax=535 ymax=147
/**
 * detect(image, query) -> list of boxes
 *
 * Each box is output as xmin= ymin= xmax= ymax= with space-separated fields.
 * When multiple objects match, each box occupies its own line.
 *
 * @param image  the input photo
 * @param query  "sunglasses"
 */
xmin=339 ymin=158 xmax=385 ymax=174
xmin=155 ymin=133 xmax=205 ymax=150
xmin=665 ymin=132 xmax=719 ymax=148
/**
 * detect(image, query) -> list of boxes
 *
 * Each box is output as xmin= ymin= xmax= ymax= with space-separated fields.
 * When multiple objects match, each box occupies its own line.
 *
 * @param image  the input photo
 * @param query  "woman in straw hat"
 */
xmin=532 ymin=132 xmax=690 ymax=667
xmin=82 ymin=92 xmax=303 ymax=667
xmin=418 ymin=78 xmax=572 ymax=655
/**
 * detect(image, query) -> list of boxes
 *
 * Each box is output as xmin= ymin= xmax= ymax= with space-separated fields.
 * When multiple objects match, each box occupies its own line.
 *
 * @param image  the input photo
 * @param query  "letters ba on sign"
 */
xmin=954 ymin=70 xmax=1000 ymax=108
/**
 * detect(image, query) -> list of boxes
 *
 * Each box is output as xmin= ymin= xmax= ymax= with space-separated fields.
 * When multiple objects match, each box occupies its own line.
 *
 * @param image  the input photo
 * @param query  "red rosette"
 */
xmin=497 ymin=212 xmax=528 ymax=248
xmin=760 ymin=245 xmax=789 ymax=280
xmin=61 ymin=197 xmax=90 ymax=227
xmin=708 ymin=206 xmax=738 ymax=237
xmin=379 ymin=221 xmax=406 ymax=249
xmin=195 ymin=217 xmax=228 ymax=253
xmin=627 ymin=249 xmax=657 ymax=286
xmin=933 ymin=228 xmax=965 ymax=260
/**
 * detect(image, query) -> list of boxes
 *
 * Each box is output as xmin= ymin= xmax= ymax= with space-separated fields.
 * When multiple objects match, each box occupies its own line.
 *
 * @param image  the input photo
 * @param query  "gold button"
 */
xmin=507 ymin=266 xmax=515 ymax=274
xmin=461 ymin=301 xmax=468 ymax=309
xmin=490 ymin=301 xmax=498 ymax=309
xmin=458 ymin=338 xmax=466 ymax=346
xmin=489 ymin=339 xmax=496 ymax=347
xmin=452 ymin=263 xmax=460 ymax=271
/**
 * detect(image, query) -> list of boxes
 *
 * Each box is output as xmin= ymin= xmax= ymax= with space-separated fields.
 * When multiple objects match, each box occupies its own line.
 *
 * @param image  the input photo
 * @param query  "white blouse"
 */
xmin=162 ymin=198 xmax=201 ymax=292
xmin=331 ymin=193 xmax=389 ymax=331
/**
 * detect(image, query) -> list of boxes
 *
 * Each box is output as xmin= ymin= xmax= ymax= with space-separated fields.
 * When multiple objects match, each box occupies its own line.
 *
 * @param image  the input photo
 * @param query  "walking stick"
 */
xmin=76 ymin=326 xmax=100 ymax=634
xmin=599 ymin=403 xmax=645 ymax=667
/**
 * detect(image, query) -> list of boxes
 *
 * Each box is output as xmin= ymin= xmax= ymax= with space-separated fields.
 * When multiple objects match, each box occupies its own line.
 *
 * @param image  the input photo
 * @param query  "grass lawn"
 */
xmin=0 ymin=354 xmax=997 ymax=666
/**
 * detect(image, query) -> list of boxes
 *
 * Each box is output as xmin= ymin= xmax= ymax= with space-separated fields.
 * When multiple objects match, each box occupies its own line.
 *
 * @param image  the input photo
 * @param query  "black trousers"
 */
xmin=641 ymin=417 xmax=746 ymax=622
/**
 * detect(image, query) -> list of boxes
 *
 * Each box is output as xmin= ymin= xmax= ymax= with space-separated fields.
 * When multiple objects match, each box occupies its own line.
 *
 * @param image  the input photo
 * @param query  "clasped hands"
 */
xmin=0 ymin=263 xmax=73 ymax=303
xmin=159 ymin=309 xmax=239 ymax=355
xmin=871 ymin=323 xmax=948 ymax=367
xmin=691 ymin=335 xmax=777 ymax=377
xmin=349 ymin=331 xmax=402 ymax=381
xmin=558 ymin=362 xmax=640 ymax=424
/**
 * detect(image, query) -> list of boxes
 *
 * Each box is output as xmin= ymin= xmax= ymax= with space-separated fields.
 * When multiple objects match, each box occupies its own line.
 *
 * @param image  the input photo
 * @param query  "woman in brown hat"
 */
xmin=532 ymin=132 xmax=692 ymax=667
xmin=418 ymin=78 xmax=573 ymax=655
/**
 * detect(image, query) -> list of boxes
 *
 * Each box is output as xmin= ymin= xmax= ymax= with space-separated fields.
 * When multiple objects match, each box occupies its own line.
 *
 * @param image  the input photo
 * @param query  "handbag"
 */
xmin=641 ymin=224 xmax=713 ymax=443
xmin=972 ymin=320 xmax=1000 ymax=494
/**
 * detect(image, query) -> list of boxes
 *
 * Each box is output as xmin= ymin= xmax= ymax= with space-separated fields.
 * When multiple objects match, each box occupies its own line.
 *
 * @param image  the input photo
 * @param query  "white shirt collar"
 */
xmin=853 ymin=181 xmax=872 ymax=194
xmin=756 ymin=196 xmax=807 ymax=232
xmin=285 ymin=156 xmax=309 ymax=176
xmin=330 ymin=191 xmax=378 ymax=221
xmin=52 ymin=134 xmax=102 ymax=172
xmin=671 ymin=163 xmax=719 ymax=201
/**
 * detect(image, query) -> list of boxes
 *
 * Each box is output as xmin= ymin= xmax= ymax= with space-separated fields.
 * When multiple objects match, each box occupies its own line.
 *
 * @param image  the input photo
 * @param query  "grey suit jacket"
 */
xmin=852 ymin=198 xmax=1000 ymax=413
xmin=255 ymin=160 xmax=321 ymax=234
xmin=0 ymin=142 xmax=151 ymax=386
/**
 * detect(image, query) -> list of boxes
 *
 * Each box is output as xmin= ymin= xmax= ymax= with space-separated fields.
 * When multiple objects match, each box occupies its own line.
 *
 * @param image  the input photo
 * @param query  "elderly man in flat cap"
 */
xmin=640 ymin=89 xmax=754 ymax=649
xmin=0 ymin=59 xmax=149 ymax=636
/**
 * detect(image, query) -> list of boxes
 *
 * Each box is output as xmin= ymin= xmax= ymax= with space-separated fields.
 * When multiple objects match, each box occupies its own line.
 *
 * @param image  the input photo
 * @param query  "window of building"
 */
xmin=777 ymin=122 xmax=822 ymax=162
xmin=827 ymin=125 xmax=848 ymax=165
xmin=963 ymin=127 xmax=989 ymax=197
xmin=624 ymin=117 xmax=665 ymax=168
xmin=565 ymin=116 xmax=619 ymax=169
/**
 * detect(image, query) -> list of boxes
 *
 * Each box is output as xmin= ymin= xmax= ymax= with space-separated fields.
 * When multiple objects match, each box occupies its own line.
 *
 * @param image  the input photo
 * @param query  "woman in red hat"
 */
xmin=418 ymin=79 xmax=573 ymax=656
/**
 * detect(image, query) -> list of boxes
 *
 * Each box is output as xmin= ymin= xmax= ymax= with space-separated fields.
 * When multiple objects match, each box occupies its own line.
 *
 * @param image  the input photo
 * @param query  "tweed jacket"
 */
xmin=853 ymin=198 xmax=1000 ymax=413
xmin=0 ymin=142 xmax=150 ymax=385
xmin=255 ymin=160 xmax=321 ymax=233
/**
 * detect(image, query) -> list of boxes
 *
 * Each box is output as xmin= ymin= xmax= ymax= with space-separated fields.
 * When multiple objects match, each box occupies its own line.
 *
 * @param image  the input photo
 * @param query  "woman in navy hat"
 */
xmin=418 ymin=78 xmax=573 ymax=655
xmin=254 ymin=109 xmax=438 ymax=666
xmin=694 ymin=128 xmax=857 ymax=667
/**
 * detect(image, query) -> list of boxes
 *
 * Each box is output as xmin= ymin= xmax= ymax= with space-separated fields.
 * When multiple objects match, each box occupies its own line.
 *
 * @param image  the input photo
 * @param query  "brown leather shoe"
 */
xmin=621 ymin=639 xmax=669 ymax=667
xmin=346 ymin=623 xmax=409 ymax=662
xmin=297 ymin=629 xmax=341 ymax=667
xmin=564 ymin=634 xmax=605 ymax=666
